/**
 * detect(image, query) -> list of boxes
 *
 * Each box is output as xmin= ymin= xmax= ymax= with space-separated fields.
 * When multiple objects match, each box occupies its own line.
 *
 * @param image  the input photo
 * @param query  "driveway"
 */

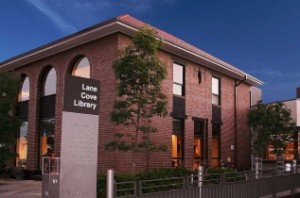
xmin=0 ymin=179 xmax=41 ymax=198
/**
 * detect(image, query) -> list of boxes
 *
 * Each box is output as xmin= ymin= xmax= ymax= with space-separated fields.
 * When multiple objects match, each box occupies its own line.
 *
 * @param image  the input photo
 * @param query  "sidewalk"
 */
xmin=0 ymin=179 xmax=41 ymax=198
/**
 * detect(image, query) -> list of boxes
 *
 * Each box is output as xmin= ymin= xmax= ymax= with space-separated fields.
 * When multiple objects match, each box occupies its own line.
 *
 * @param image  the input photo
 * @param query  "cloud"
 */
xmin=25 ymin=0 xmax=78 ymax=34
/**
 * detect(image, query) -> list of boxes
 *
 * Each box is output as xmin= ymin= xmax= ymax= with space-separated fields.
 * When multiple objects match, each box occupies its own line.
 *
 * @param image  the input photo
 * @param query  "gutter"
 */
xmin=234 ymin=75 xmax=248 ymax=168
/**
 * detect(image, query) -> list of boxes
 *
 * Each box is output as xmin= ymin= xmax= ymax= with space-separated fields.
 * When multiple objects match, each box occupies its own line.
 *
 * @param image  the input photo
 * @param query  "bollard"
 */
xmin=292 ymin=160 xmax=297 ymax=174
xmin=107 ymin=169 xmax=114 ymax=198
xmin=198 ymin=166 xmax=204 ymax=198
xmin=255 ymin=160 xmax=259 ymax=179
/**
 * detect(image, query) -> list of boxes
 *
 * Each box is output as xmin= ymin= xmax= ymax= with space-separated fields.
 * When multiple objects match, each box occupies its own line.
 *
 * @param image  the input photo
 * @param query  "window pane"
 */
xmin=194 ymin=137 xmax=201 ymax=158
xmin=16 ymin=122 xmax=28 ymax=167
xmin=173 ymin=84 xmax=182 ymax=96
xmin=72 ymin=57 xmax=90 ymax=78
xmin=173 ymin=119 xmax=183 ymax=134
xmin=172 ymin=118 xmax=183 ymax=167
xmin=43 ymin=68 xmax=57 ymax=96
xmin=212 ymin=94 xmax=220 ymax=105
xmin=212 ymin=77 xmax=219 ymax=95
xmin=173 ymin=63 xmax=183 ymax=84
xmin=40 ymin=119 xmax=55 ymax=159
xmin=194 ymin=121 xmax=203 ymax=136
xmin=212 ymin=124 xmax=220 ymax=167
xmin=18 ymin=77 xmax=30 ymax=102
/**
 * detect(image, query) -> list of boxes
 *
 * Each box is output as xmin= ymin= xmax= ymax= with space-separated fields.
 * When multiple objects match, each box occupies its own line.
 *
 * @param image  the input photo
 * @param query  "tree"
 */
xmin=106 ymin=26 xmax=168 ymax=170
xmin=0 ymin=72 xmax=21 ymax=166
xmin=248 ymin=101 xmax=295 ymax=159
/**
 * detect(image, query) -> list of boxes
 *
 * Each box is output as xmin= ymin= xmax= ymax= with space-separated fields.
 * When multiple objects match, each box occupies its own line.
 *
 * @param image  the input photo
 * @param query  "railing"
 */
xmin=112 ymin=167 xmax=300 ymax=198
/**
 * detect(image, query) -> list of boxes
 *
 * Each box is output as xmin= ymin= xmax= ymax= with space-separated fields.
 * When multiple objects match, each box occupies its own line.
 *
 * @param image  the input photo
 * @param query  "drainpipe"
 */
xmin=234 ymin=75 xmax=248 ymax=168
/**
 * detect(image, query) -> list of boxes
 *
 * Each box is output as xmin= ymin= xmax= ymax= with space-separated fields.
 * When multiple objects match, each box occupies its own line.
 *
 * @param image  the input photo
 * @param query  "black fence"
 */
xmin=114 ymin=169 xmax=300 ymax=198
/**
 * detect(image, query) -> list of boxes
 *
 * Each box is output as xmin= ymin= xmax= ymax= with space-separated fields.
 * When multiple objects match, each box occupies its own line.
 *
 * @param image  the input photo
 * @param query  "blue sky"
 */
xmin=1 ymin=0 xmax=300 ymax=103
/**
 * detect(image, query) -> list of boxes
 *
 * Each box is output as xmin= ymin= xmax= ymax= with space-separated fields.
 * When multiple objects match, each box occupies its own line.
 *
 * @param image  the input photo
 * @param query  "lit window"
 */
xmin=193 ymin=121 xmax=203 ymax=170
xmin=71 ymin=57 xmax=90 ymax=78
xmin=172 ymin=118 xmax=183 ymax=167
xmin=40 ymin=119 xmax=55 ymax=158
xmin=16 ymin=122 xmax=28 ymax=167
xmin=212 ymin=77 xmax=220 ymax=105
xmin=43 ymin=68 xmax=57 ymax=96
xmin=18 ymin=77 xmax=30 ymax=102
xmin=265 ymin=132 xmax=298 ymax=161
xmin=173 ymin=63 xmax=184 ymax=96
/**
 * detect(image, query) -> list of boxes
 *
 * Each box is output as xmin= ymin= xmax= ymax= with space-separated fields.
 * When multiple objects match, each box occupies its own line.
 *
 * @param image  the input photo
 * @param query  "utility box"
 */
xmin=42 ymin=157 xmax=60 ymax=198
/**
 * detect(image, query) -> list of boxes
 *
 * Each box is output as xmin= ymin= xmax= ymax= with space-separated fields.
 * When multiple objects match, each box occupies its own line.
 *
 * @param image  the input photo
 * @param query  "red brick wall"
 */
xmin=236 ymin=83 xmax=251 ymax=169
xmin=13 ymin=32 xmax=252 ymax=173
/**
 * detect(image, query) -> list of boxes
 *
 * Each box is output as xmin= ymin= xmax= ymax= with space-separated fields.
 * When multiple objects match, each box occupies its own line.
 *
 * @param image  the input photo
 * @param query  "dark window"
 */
xmin=212 ymin=124 xmax=220 ymax=167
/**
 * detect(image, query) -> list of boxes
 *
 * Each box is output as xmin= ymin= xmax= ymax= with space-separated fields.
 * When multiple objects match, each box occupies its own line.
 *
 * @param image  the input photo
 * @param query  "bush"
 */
xmin=204 ymin=167 xmax=245 ymax=185
xmin=97 ymin=167 xmax=193 ymax=197
xmin=97 ymin=174 xmax=106 ymax=198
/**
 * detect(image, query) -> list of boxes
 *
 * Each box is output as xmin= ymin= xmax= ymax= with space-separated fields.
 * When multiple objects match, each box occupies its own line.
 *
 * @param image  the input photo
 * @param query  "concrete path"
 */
xmin=0 ymin=179 xmax=41 ymax=198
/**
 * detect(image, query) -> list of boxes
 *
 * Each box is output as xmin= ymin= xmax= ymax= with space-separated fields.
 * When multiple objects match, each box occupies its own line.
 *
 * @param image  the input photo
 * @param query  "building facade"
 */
xmin=265 ymin=88 xmax=300 ymax=161
xmin=0 ymin=15 xmax=262 ymax=174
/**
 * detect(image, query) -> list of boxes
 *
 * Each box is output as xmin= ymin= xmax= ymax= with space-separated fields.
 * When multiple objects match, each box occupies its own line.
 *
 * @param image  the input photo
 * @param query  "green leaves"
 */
xmin=0 ymin=72 xmax=21 ymax=165
xmin=248 ymin=101 xmax=296 ymax=157
xmin=106 ymin=26 xmax=168 ymax=167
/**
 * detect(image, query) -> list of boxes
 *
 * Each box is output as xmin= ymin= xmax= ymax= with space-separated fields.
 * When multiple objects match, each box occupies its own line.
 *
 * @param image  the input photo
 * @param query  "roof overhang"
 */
xmin=0 ymin=17 xmax=263 ymax=86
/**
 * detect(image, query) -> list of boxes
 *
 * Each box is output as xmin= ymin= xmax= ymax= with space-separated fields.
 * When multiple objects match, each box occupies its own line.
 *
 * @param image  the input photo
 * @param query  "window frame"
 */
xmin=193 ymin=120 xmax=204 ymax=170
xmin=212 ymin=76 xmax=221 ymax=106
xmin=173 ymin=63 xmax=185 ymax=96
xmin=172 ymin=118 xmax=184 ymax=167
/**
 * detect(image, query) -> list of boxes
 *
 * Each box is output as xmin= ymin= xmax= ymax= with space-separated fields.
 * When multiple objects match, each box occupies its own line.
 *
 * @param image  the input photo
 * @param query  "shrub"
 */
xmin=97 ymin=167 xmax=193 ymax=197
xmin=204 ymin=167 xmax=245 ymax=185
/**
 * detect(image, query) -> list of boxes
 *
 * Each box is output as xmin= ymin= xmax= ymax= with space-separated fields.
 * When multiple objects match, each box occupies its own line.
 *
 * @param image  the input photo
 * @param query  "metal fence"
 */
xmin=113 ymin=168 xmax=300 ymax=198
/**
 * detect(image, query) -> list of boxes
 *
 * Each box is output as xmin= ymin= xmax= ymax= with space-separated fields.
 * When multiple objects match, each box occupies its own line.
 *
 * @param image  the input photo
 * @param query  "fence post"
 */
xmin=198 ymin=166 xmax=204 ymax=198
xmin=138 ymin=180 xmax=142 ymax=196
xmin=255 ymin=157 xmax=262 ymax=179
xmin=107 ymin=169 xmax=114 ymax=198
xmin=271 ymin=171 xmax=276 ymax=198
xmin=293 ymin=160 xmax=297 ymax=174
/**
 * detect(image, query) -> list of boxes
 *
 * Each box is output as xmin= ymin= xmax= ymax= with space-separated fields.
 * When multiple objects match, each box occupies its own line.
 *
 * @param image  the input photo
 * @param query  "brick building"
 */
xmin=0 ymin=14 xmax=262 ymax=174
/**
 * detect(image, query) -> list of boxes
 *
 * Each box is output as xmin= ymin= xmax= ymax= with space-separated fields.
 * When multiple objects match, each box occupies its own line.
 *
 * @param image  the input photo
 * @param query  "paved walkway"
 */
xmin=0 ymin=179 xmax=41 ymax=198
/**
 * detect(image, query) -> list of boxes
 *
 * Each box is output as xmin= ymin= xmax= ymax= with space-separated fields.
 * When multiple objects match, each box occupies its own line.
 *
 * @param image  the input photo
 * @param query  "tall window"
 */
xmin=39 ymin=67 xmax=56 ymax=168
xmin=16 ymin=76 xmax=30 ymax=167
xmin=43 ymin=68 xmax=57 ymax=96
xmin=40 ymin=119 xmax=55 ymax=158
xmin=212 ymin=77 xmax=220 ymax=105
xmin=173 ymin=63 xmax=184 ymax=96
xmin=71 ymin=57 xmax=91 ymax=78
xmin=211 ymin=124 xmax=220 ymax=167
xmin=16 ymin=122 xmax=28 ymax=167
xmin=193 ymin=120 xmax=203 ymax=170
xmin=172 ymin=118 xmax=184 ymax=167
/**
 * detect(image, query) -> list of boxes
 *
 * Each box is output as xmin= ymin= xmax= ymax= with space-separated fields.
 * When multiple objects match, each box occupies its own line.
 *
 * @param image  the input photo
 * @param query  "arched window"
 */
xmin=18 ymin=76 xmax=30 ymax=102
xmin=43 ymin=67 xmax=57 ymax=96
xmin=39 ymin=66 xmax=56 ymax=169
xmin=71 ymin=57 xmax=90 ymax=78
xmin=16 ymin=76 xmax=30 ymax=167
